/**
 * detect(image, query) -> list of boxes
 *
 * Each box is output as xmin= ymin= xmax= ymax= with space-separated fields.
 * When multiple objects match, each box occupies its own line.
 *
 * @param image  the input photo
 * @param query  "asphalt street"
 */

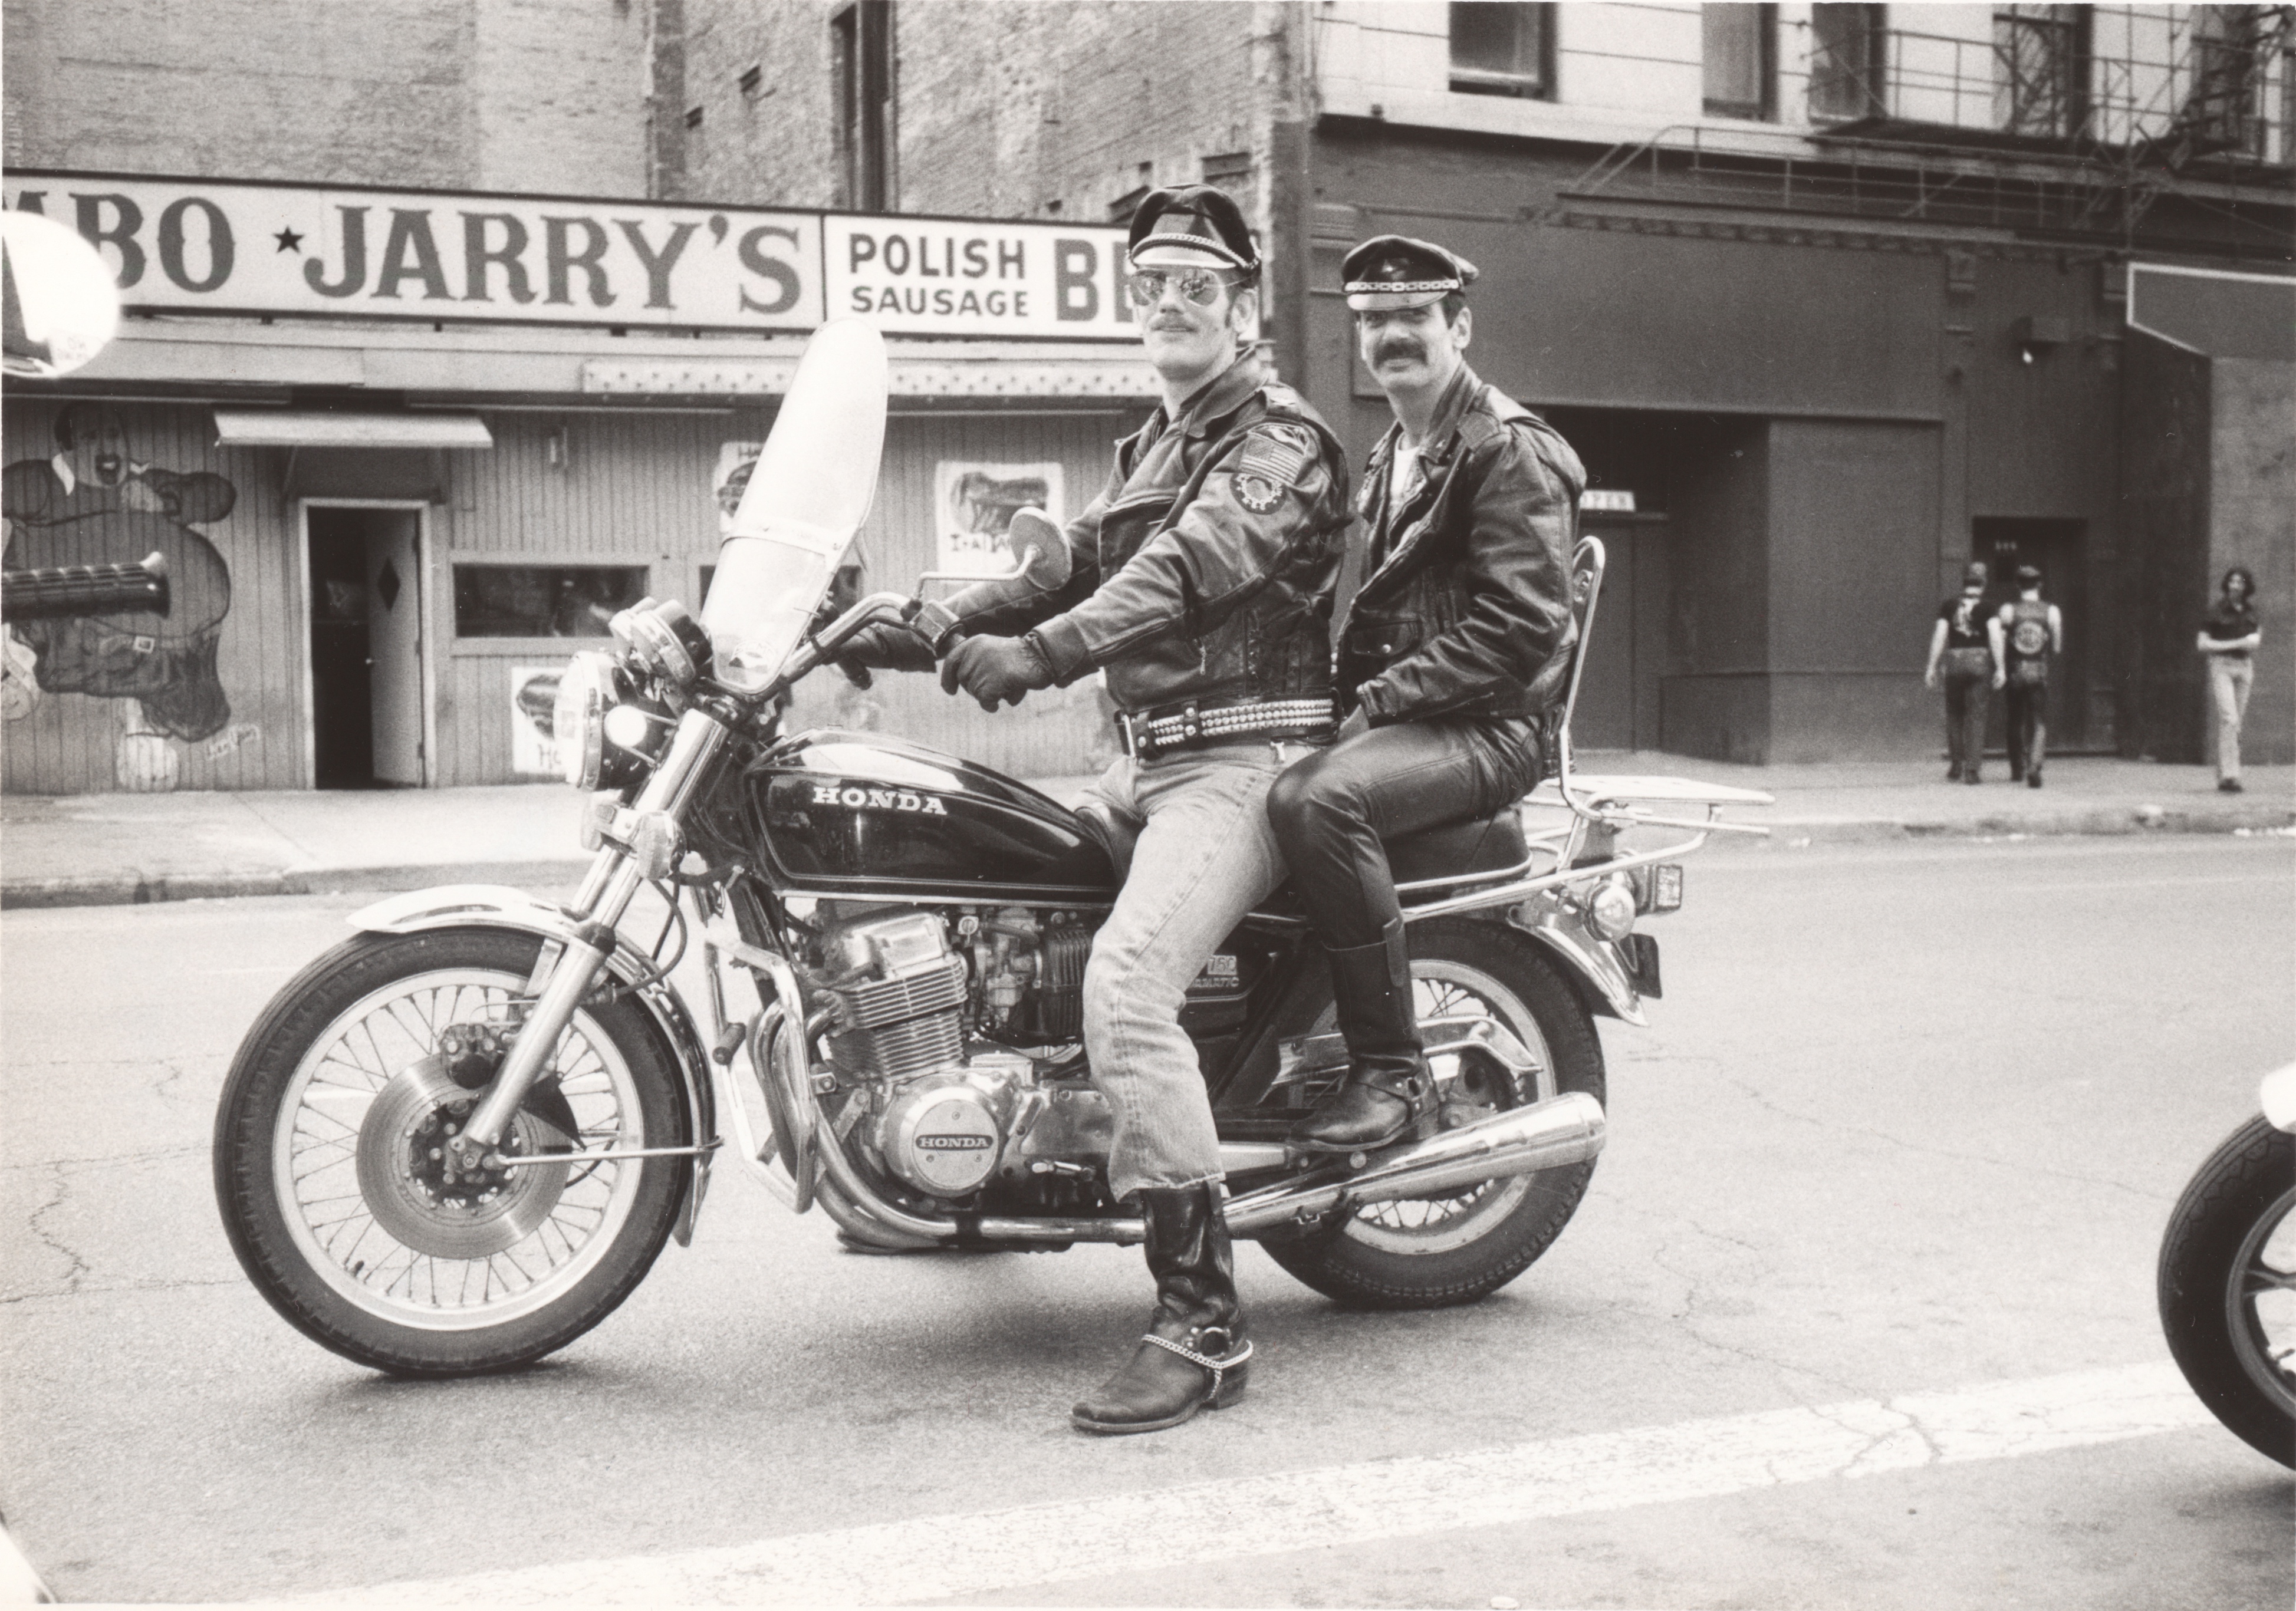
xmin=1 ymin=835 xmax=2290 ymax=1607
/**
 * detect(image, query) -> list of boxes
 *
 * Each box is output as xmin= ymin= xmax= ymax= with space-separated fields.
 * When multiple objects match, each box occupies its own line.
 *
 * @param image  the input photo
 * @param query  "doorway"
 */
xmin=1570 ymin=515 xmax=1671 ymax=753
xmin=305 ymin=505 xmax=427 ymax=788
xmin=1972 ymin=517 xmax=2096 ymax=753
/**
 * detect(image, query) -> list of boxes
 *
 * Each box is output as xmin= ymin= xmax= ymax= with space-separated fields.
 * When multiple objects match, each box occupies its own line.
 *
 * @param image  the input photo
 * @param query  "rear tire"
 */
xmin=2159 ymin=1115 xmax=2296 ymax=1468
xmin=214 ymin=927 xmax=689 ymax=1376
xmin=1258 ymin=918 xmax=1605 ymax=1309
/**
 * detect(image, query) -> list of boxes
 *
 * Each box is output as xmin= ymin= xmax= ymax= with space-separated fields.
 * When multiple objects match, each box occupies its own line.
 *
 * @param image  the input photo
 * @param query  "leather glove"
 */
xmin=940 ymin=633 xmax=1054 ymax=711
xmin=830 ymin=621 xmax=938 ymax=689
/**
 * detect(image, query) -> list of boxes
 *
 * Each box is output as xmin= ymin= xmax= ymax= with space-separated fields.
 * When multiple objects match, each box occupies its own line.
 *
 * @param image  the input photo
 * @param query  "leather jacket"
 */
xmin=1338 ymin=363 xmax=1584 ymax=726
xmin=945 ymin=352 xmax=1350 ymax=716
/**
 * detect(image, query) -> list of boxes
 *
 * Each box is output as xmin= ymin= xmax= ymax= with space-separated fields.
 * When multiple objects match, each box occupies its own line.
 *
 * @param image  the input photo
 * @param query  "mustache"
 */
xmin=1371 ymin=338 xmax=1425 ymax=365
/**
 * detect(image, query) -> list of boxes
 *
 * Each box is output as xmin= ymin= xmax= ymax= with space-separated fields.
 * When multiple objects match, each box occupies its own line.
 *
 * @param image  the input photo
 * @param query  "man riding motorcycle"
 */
xmin=1267 ymin=235 xmax=1584 ymax=1155
xmin=837 ymin=185 xmax=1353 ymax=1434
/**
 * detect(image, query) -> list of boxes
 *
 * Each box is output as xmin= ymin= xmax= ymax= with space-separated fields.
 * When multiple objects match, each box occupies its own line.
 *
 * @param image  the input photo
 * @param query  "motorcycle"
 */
xmin=212 ymin=320 xmax=1769 ymax=1376
xmin=2159 ymin=1060 xmax=2296 ymax=1468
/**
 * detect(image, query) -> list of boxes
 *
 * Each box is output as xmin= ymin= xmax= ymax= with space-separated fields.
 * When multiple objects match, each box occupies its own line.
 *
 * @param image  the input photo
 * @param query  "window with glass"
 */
xmin=1703 ymin=4 xmax=1777 ymax=120
xmin=1809 ymin=3 xmax=1886 ymax=123
xmin=453 ymin=565 xmax=649 ymax=640
xmin=1449 ymin=3 xmax=1554 ymax=100
xmin=2186 ymin=5 xmax=2268 ymax=156
xmin=1994 ymin=4 xmax=2090 ymax=140
xmin=832 ymin=0 xmax=895 ymax=210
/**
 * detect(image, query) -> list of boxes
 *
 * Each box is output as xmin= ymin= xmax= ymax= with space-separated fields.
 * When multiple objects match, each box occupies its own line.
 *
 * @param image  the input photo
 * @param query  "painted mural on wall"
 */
xmin=1 ymin=403 xmax=236 ymax=790
xmin=933 ymin=461 xmax=1064 ymax=576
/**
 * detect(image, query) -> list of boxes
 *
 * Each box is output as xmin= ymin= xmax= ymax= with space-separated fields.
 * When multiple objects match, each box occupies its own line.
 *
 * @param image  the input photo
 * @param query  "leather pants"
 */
xmin=1266 ymin=714 xmax=1543 ymax=949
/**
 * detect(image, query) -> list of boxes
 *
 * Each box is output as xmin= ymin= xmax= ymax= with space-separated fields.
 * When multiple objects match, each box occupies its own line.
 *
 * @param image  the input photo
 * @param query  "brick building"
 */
xmin=1 ymin=0 xmax=1151 ymax=792
xmin=675 ymin=1 xmax=2295 ymax=769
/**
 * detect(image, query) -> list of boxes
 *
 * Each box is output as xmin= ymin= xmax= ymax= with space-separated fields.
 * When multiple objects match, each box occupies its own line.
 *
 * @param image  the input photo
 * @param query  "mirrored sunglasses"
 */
xmin=1126 ymin=269 xmax=1235 ymax=308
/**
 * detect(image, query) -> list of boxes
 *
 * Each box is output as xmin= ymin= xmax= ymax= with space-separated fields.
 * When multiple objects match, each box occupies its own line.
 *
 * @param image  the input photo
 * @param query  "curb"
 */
xmin=1730 ymin=803 xmax=2296 ymax=849
xmin=0 ymin=858 xmax=592 ymax=912
xmin=3 ymin=807 xmax=2289 ymax=911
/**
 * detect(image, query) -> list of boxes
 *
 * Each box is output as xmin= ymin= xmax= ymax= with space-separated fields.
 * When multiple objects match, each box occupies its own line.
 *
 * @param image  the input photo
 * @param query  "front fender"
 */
xmin=2261 ymin=1061 xmax=2296 ymax=1133
xmin=350 ymin=884 xmax=718 ymax=1246
xmin=1504 ymin=892 xmax=1647 ymax=1028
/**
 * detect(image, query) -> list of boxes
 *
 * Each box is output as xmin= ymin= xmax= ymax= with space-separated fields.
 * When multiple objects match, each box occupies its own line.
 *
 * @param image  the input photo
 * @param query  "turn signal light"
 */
xmin=1586 ymin=875 xmax=1637 ymax=943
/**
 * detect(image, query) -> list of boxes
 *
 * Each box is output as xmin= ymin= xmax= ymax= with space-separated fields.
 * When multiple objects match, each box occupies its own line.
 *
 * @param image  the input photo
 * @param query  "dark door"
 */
xmin=1973 ymin=518 xmax=2093 ymax=752
xmin=307 ymin=512 xmax=374 ymax=788
xmin=1571 ymin=516 xmax=1671 ymax=753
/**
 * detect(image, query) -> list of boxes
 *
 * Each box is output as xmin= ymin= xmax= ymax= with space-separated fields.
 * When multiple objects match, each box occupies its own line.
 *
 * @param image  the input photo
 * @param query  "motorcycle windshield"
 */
xmin=700 ymin=319 xmax=890 ymax=693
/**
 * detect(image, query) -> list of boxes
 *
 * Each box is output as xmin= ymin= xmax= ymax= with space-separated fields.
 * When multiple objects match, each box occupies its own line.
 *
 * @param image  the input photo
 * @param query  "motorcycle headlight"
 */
xmin=554 ymin=651 xmax=618 ymax=790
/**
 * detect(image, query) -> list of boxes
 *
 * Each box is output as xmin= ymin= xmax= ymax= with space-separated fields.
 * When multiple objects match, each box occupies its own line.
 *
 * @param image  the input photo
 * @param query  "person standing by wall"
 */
xmin=2198 ymin=565 xmax=2262 ymax=794
xmin=1924 ymin=562 xmax=1994 ymax=784
xmin=1989 ymin=565 xmax=2063 ymax=789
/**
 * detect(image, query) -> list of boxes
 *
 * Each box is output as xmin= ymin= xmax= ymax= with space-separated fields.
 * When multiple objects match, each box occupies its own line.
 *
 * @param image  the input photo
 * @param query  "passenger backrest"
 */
xmin=1549 ymin=536 xmax=1607 ymax=789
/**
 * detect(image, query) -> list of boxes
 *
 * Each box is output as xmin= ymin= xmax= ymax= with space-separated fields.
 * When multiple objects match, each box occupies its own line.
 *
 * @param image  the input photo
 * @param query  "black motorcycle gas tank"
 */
xmin=744 ymin=729 xmax=1119 ymax=902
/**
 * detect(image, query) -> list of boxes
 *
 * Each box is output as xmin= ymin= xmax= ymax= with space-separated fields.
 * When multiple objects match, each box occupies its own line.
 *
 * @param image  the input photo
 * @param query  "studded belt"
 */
xmin=1116 ymin=696 xmax=1338 ymax=760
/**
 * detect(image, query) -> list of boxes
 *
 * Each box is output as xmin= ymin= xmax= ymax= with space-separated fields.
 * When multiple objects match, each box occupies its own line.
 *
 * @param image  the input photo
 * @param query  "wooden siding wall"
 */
xmin=782 ymin=410 xmax=1149 ymax=784
xmin=2 ymin=400 xmax=307 ymax=794
xmin=2 ymin=400 xmax=1145 ymax=793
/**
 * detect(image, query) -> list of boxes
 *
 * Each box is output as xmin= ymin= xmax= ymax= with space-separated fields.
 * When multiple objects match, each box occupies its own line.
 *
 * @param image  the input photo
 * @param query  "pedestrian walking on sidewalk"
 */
xmin=1989 ymin=566 xmax=2063 ymax=789
xmin=1925 ymin=562 xmax=1994 ymax=784
xmin=2198 ymin=565 xmax=2262 ymax=793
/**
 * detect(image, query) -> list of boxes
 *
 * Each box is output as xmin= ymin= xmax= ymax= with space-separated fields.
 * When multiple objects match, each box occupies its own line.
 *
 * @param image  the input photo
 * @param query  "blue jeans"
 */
xmin=1080 ymin=740 xmax=1314 ymax=1199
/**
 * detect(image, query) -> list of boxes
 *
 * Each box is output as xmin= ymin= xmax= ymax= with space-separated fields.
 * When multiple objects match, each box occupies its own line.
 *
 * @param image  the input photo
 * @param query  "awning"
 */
xmin=211 ymin=409 xmax=495 ymax=449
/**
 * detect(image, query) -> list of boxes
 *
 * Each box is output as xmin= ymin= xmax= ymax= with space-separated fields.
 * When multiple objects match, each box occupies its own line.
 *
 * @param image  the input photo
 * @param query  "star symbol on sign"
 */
xmin=274 ymin=228 xmax=304 ymax=253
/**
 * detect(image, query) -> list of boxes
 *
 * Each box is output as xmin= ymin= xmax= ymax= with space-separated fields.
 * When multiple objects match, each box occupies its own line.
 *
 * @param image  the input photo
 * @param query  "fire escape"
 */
xmin=1564 ymin=6 xmax=2295 ymax=259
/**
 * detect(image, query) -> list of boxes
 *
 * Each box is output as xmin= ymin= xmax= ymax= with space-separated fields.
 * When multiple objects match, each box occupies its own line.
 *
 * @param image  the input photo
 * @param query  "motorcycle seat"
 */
xmin=1073 ymin=797 xmax=1527 ymax=902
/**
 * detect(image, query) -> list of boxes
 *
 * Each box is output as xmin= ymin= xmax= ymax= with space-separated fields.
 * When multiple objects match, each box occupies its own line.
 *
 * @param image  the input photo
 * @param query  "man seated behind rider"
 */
xmin=837 ymin=186 xmax=1353 ymax=1437
xmin=1265 ymin=235 xmax=1583 ymax=1155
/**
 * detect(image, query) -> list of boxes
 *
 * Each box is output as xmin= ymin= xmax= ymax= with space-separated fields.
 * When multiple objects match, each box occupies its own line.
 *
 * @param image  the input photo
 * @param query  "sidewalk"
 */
xmin=1 ymin=753 xmax=2288 ymax=910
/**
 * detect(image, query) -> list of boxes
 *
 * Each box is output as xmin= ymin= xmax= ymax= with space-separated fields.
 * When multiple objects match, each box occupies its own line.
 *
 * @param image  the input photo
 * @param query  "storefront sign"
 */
xmin=933 ymin=462 xmax=1065 ymax=576
xmin=5 ymin=172 xmax=1138 ymax=342
xmin=1582 ymin=489 xmax=1638 ymax=513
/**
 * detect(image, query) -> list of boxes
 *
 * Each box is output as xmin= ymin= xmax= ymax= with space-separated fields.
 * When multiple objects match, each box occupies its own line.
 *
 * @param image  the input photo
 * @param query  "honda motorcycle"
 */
xmin=213 ymin=321 xmax=1769 ymax=1376
xmin=2159 ymin=1060 xmax=2296 ymax=1468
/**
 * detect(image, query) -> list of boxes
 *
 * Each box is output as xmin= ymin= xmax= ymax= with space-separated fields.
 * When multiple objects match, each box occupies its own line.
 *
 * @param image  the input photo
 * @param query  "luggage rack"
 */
xmin=1397 ymin=536 xmax=1771 ymax=923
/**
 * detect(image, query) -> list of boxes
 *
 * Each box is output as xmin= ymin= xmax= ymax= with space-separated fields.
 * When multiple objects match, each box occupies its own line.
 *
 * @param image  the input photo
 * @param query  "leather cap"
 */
xmin=1127 ymin=185 xmax=1259 ymax=274
xmin=1342 ymin=235 xmax=1478 ymax=311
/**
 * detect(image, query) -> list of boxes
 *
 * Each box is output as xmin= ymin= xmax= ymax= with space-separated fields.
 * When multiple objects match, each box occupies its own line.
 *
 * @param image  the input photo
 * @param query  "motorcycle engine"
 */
xmin=806 ymin=907 xmax=1052 ymax=1202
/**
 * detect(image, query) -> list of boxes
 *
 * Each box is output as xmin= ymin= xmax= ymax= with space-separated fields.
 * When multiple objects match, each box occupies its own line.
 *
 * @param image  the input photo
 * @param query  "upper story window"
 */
xmin=1809 ymin=3 xmax=1887 ymax=123
xmin=1703 ymin=4 xmax=1778 ymax=120
xmin=832 ymin=0 xmax=896 ymax=210
xmin=2186 ymin=5 xmax=2271 ymax=156
xmin=1994 ymin=5 xmax=2090 ymax=139
xmin=1449 ymin=3 xmax=1555 ymax=100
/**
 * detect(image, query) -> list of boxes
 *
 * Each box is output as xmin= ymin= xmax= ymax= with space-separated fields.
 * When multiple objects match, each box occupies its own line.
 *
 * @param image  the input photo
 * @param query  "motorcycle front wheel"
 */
xmin=1258 ymin=917 xmax=1605 ymax=1310
xmin=214 ymin=927 xmax=689 ymax=1376
xmin=2159 ymin=1114 xmax=2296 ymax=1468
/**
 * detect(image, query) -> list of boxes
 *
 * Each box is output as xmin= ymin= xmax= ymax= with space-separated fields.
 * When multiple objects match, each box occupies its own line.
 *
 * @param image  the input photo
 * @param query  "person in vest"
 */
xmin=1264 ymin=236 xmax=1581 ymax=1154
xmin=2197 ymin=565 xmax=2262 ymax=793
xmin=834 ymin=186 xmax=1353 ymax=1435
xmin=1989 ymin=565 xmax=2063 ymax=788
xmin=1924 ymin=562 xmax=1995 ymax=784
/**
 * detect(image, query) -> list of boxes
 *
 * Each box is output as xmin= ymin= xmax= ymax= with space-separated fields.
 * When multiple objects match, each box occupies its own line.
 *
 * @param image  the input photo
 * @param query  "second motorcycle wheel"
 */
xmin=1258 ymin=917 xmax=1606 ymax=1309
xmin=213 ymin=927 xmax=690 ymax=1376
xmin=2159 ymin=1113 xmax=2296 ymax=1469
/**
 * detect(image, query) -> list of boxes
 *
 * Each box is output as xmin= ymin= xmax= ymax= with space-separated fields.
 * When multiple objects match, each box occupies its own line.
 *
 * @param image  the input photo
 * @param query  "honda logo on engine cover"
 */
xmin=917 ymin=1134 xmax=992 ymax=1151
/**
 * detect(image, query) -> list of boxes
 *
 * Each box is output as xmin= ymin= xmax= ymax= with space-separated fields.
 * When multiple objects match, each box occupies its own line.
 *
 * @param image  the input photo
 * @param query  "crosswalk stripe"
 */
xmin=301 ymin=1361 xmax=2215 ymax=1607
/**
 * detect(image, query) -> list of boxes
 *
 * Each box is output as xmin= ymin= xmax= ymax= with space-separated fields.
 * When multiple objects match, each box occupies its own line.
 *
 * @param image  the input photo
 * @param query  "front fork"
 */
xmin=449 ymin=709 xmax=729 ymax=1164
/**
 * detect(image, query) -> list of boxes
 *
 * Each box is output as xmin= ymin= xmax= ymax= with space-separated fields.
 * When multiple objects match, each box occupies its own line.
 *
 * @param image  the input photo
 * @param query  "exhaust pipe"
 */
xmin=1223 ymin=1091 xmax=1606 ymax=1236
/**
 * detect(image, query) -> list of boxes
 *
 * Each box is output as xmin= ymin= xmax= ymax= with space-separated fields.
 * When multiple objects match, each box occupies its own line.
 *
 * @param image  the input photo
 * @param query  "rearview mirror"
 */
xmin=1004 ymin=507 xmax=1071 ymax=592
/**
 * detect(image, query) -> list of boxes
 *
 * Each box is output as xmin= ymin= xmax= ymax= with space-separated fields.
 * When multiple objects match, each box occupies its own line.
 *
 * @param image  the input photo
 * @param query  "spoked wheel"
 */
xmin=1259 ymin=917 xmax=1605 ymax=1309
xmin=2159 ymin=1115 xmax=2296 ymax=1468
xmin=215 ymin=927 xmax=688 ymax=1376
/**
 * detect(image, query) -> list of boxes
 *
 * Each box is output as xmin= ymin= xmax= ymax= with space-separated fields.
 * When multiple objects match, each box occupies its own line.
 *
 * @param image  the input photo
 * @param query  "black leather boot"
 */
xmin=1290 ymin=920 xmax=1435 ymax=1154
xmin=1071 ymin=1184 xmax=1251 ymax=1435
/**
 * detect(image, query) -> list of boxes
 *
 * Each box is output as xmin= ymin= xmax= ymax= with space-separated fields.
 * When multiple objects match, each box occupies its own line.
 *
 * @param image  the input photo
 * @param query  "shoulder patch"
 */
xmin=1239 ymin=422 xmax=1315 ymax=487
xmin=1234 ymin=472 xmax=1284 ymax=513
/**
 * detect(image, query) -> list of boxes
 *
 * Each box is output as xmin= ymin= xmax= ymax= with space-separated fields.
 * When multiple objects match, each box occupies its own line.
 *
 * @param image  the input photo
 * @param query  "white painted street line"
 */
xmin=301 ymin=1361 xmax=2216 ymax=1607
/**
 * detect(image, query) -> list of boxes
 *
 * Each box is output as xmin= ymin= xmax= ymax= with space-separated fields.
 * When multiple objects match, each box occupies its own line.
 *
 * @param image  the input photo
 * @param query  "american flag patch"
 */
xmin=1238 ymin=423 xmax=1314 ymax=486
